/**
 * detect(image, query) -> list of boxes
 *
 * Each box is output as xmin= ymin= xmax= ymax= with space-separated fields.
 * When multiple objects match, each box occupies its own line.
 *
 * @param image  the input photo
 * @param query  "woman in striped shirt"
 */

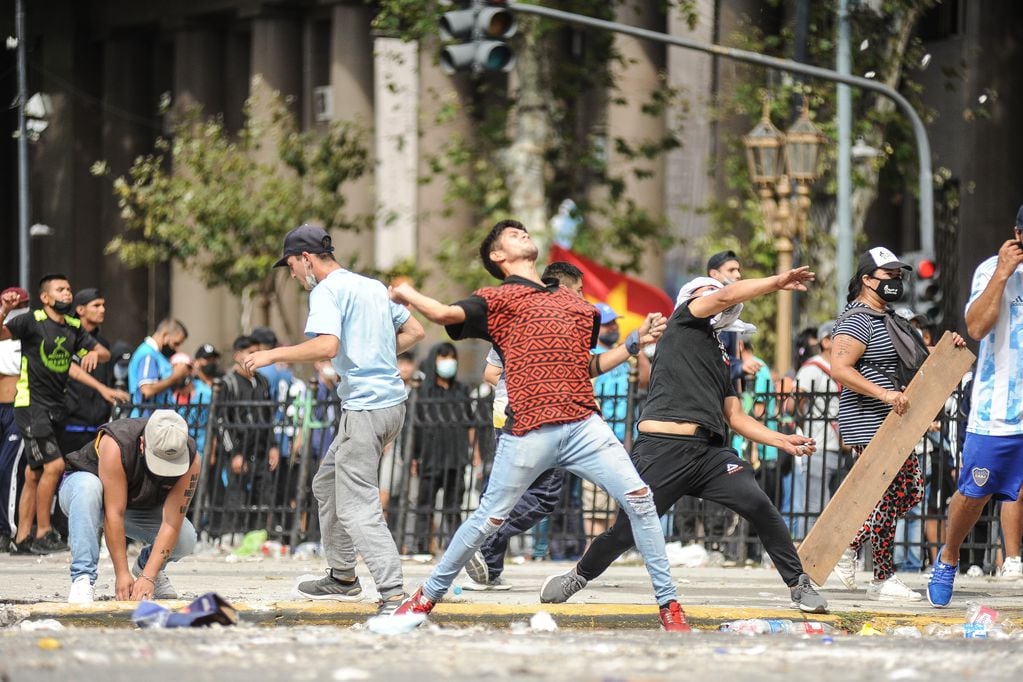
xmin=829 ymin=247 xmax=925 ymax=602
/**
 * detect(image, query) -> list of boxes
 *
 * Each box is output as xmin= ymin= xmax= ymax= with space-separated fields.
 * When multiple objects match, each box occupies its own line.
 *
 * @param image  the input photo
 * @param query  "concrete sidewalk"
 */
xmin=4 ymin=549 xmax=1023 ymax=630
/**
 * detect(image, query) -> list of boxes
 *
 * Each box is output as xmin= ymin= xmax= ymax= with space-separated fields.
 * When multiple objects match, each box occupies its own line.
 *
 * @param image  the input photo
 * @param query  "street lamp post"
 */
xmin=743 ymin=98 xmax=824 ymax=376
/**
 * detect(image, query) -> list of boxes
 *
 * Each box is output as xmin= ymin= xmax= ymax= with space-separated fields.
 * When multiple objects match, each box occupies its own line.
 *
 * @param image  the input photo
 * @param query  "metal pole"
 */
xmin=836 ymin=0 xmax=853 ymax=314
xmin=507 ymin=1 xmax=935 ymax=256
xmin=15 ymin=0 xmax=30 ymax=290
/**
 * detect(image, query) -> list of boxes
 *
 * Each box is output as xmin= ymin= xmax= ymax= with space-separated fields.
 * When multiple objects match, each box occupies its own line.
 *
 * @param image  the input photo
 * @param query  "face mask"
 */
xmin=161 ymin=344 xmax=176 ymax=359
xmin=710 ymin=302 xmax=744 ymax=331
xmin=303 ymin=260 xmax=318 ymax=290
xmin=872 ymin=277 xmax=904 ymax=303
xmin=598 ymin=330 xmax=620 ymax=347
xmin=436 ymin=358 xmax=457 ymax=379
xmin=202 ymin=363 xmax=224 ymax=379
xmin=52 ymin=300 xmax=73 ymax=315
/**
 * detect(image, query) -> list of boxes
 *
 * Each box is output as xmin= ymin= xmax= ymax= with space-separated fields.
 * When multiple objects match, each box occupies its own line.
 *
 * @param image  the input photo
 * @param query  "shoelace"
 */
xmin=563 ymin=574 xmax=586 ymax=594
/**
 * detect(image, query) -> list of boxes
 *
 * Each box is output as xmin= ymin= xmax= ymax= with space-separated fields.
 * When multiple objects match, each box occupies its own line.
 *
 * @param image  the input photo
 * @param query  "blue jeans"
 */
xmin=423 ymin=414 xmax=676 ymax=605
xmin=59 ymin=471 xmax=197 ymax=583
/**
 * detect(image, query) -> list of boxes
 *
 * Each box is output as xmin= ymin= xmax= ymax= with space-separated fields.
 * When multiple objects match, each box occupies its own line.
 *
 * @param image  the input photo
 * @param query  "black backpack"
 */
xmin=834 ymin=306 xmax=930 ymax=390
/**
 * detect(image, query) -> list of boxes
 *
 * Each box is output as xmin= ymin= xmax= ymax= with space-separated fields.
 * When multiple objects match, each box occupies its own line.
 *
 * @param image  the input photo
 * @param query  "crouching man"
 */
xmin=59 ymin=409 xmax=199 ymax=603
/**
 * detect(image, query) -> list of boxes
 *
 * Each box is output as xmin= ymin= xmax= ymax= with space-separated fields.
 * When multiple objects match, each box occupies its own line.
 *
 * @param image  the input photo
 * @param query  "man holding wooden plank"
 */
xmin=928 ymin=206 xmax=1023 ymax=607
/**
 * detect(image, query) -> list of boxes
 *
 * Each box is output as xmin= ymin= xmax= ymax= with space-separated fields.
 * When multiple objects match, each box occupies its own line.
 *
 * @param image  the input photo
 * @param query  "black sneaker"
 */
xmin=790 ymin=573 xmax=828 ymax=613
xmin=0 ymin=535 xmax=10 ymax=554
xmin=29 ymin=531 xmax=67 ymax=555
xmin=297 ymin=571 xmax=364 ymax=601
xmin=539 ymin=569 xmax=587 ymax=604
xmin=9 ymin=536 xmax=33 ymax=555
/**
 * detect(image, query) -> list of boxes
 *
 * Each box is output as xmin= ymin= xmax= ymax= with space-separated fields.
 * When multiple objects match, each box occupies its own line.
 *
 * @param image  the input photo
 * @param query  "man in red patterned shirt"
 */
xmin=389 ymin=220 xmax=689 ymax=631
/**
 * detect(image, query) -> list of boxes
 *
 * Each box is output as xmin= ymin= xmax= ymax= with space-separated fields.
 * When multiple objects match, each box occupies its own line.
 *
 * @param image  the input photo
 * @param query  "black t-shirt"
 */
xmin=65 ymin=328 xmax=114 ymax=427
xmin=6 ymin=309 xmax=98 ymax=414
xmin=639 ymin=301 xmax=737 ymax=439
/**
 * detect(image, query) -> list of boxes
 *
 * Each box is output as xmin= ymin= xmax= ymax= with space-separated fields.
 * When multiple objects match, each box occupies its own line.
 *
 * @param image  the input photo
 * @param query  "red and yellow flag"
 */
xmin=548 ymin=244 xmax=674 ymax=335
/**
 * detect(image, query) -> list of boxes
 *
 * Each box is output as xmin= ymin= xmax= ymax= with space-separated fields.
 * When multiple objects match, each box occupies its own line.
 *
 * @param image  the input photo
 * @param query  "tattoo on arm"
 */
xmin=159 ymin=547 xmax=171 ymax=569
xmin=179 ymin=473 xmax=199 ymax=514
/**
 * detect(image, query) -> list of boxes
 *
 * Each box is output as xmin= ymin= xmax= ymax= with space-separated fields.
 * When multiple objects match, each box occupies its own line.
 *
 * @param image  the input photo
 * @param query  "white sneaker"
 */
xmin=867 ymin=575 xmax=922 ymax=602
xmin=68 ymin=575 xmax=95 ymax=604
xmin=999 ymin=556 xmax=1023 ymax=580
xmin=831 ymin=548 xmax=857 ymax=590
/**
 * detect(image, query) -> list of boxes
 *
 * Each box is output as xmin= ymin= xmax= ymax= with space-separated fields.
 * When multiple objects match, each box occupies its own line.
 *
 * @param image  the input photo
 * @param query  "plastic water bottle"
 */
xmin=787 ymin=621 xmax=837 ymax=635
xmin=720 ymin=619 xmax=792 ymax=634
xmin=966 ymin=603 xmax=999 ymax=626
xmin=960 ymin=623 xmax=988 ymax=639
xmin=888 ymin=625 xmax=922 ymax=638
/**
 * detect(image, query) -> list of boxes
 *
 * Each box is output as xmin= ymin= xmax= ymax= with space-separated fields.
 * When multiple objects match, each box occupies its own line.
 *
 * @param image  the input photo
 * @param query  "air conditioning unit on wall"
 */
xmin=313 ymin=86 xmax=333 ymax=123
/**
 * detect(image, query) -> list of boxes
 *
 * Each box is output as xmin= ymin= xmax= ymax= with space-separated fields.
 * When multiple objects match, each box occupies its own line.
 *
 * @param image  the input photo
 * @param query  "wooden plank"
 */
xmin=797 ymin=332 xmax=976 ymax=586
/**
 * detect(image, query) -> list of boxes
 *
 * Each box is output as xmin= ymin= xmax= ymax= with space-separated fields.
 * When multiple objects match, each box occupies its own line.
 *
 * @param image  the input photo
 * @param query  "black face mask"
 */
xmin=52 ymin=300 xmax=73 ymax=315
xmin=872 ymin=278 xmax=904 ymax=303
xmin=202 ymin=363 xmax=224 ymax=379
xmin=599 ymin=330 xmax=620 ymax=347
xmin=161 ymin=344 xmax=176 ymax=359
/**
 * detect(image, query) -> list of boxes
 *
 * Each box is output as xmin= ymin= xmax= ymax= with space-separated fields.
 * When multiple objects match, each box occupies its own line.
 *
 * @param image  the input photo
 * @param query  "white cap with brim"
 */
xmin=144 ymin=410 xmax=191 ymax=477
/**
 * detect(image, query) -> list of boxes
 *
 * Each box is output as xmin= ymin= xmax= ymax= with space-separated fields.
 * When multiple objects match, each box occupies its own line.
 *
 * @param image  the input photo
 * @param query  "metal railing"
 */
xmin=105 ymin=372 xmax=1004 ymax=573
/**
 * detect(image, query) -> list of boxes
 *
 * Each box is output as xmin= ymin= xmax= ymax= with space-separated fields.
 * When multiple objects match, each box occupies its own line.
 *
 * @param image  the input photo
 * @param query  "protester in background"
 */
xmin=0 ymin=287 xmax=29 ymax=553
xmin=929 ymin=208 xmax=1023 ymax=606
xmin=411 ymin=342 xmax=479 ymax=555
xmin=245 ymin=224 xmax=424 ymax=613
xmin=793 ymin=320 xmax=841 ymax=538
xmin=706 ymin=250 xmax=760 ymax=389
xmin=128 ymin=319 xmax=189 ymax=408
xmin=1 ymin=276 xmax=115 ymax=556
xmin=63 ymin=289 xmax=126 ymax=454
xmin=219 ymin=335 xmax=280 ymax=533
xmin=831 ymin=247 xmax=965 ymax=601
xmin=60 ymin=410 xmax=198 ymax=603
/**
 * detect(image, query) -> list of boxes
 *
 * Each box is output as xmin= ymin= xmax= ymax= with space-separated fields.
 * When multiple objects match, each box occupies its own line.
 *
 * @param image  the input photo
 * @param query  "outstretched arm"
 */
xmin=724 ymin=396 xmax=815 ymax=456
xmin=587 ymin=313 xmax=666 ymax=378
xmin=390 ymin=282 xmax=466 ymax=325
xmin=689 ymin=267 xmax=815 ymax=319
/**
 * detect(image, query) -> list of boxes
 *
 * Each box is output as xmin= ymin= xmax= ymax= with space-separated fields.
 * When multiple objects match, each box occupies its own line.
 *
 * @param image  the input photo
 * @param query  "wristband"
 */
xmin=625 ymin=330 xmax=641 ymax=356
xmin=138 ymin=574 xmax=156 ymax=585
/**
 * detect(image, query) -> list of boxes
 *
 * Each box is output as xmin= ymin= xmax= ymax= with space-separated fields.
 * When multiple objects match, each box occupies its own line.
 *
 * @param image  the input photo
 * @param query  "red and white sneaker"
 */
xmin=658 ymin=600 xmax=692 ymax=632
xmin=393 ymin=586 xmax=435 ymax=616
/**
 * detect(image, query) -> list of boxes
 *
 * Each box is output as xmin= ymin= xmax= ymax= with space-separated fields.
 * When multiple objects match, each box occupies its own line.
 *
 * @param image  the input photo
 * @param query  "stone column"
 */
xmin=331 ymin=3 xmax=377 ymax=271
xmin=606 ymin=0 xmax=667 ymax=289
xmin=169 ymin=24 xmax=237 ymax=351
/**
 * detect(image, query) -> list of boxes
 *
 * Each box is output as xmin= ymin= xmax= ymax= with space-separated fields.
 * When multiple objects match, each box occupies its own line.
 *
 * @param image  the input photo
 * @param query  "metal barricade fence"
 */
xmin=107 ymin=374 xmax=1004 ymax=572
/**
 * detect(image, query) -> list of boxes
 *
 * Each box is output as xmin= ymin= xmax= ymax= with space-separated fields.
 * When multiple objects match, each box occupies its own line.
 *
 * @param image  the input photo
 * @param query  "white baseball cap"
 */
xmin=143 ymin=410 xmax=191 ymax=477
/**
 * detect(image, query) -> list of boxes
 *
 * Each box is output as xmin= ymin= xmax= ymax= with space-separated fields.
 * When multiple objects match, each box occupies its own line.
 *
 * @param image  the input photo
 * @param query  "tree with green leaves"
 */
xmin=93 ymin=76 xmax=370 ymax=335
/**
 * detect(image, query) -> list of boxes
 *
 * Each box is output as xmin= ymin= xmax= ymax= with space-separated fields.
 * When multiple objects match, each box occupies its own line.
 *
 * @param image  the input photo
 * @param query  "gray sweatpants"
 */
xmin=311 ymin=404 xmax=405 ymax=600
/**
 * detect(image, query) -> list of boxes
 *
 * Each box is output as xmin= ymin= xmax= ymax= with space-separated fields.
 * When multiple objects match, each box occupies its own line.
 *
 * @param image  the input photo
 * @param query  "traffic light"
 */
xmin=904 ymin=251 xmax=942 ymax=323
xmin=439 ymin=0 xmax=517 ymax=74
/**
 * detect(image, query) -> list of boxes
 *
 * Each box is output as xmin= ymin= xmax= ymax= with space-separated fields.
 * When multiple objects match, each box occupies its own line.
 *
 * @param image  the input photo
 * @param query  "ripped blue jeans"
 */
xmin=422 ymin=414 xmax=676 ymax=606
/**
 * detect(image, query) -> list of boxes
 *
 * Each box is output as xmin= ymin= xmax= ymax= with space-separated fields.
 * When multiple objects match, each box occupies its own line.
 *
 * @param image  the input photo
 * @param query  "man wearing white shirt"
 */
xmin=929 ymin=204 xmax=1023 ymax=607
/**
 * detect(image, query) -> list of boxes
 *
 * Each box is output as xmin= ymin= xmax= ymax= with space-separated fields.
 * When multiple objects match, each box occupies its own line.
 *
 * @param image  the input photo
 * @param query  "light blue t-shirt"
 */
xmin=966 ymin=256 xmax=1023 ymax=435
xmin=128 ymin=337 xmax=174 ymax=405
xmin=592 ymin=345 xmax=629 ymax=442
xmin=305 ymin=268 xmax=410 ymax=410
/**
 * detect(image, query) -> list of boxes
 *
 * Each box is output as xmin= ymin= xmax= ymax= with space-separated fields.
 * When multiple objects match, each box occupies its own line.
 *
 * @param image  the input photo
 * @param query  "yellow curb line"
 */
xmin=8 ymin=600 xmax=1021 ymax=631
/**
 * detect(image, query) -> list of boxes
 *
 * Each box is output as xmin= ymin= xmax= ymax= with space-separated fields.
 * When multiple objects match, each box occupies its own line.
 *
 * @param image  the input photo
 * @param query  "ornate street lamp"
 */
xmin=743 ymin=98 xmax=786 ymax=186
xmin=741 ymin=96 xmax=826 ymax=375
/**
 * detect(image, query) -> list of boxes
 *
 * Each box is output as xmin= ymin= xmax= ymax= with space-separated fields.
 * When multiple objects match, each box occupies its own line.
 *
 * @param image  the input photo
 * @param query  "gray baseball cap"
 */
xmin=143 ymin=410 xmax=191 ymax=477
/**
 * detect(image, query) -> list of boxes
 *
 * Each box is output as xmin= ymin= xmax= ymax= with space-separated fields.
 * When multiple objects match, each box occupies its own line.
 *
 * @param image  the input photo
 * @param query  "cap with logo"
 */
xmin=195 ymin=343 xmax=220 ymax=360
xmin=856 ymin=246 xmax=911 ymax=277
xmin=594 ymin=302 xmax=619 ymax=325
xmin=272 ymin=224 xmax=334 ymax=268
xmin=143 ymin=410 xmax=191 ymax=477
